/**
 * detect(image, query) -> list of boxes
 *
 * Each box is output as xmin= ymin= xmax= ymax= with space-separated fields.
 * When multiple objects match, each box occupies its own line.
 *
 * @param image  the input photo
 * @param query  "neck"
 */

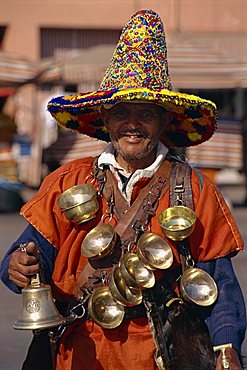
xmin=115 ymin=151 xmax=157 ymax=173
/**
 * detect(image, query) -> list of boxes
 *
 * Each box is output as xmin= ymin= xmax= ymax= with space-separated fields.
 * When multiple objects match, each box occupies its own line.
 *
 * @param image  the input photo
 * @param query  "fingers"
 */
xmin=8 ymin=242 xmax=40 ymax=288
xmin=8 ymin=269 xmax=35 ymax=288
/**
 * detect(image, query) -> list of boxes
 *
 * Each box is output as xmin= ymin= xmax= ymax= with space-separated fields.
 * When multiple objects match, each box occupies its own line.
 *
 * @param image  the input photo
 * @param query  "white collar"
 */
xmin=98 ymin=142 xmax=168 ymax=203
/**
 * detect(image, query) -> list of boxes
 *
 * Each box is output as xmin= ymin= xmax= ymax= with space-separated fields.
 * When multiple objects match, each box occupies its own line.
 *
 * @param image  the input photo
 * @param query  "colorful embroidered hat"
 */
xmin=47 ymin=9 xmax=217 ymax=148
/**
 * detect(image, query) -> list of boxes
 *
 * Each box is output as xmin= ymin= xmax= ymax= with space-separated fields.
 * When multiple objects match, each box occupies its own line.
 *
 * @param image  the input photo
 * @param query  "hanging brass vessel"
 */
xmin=57 ymin=184 xmax=99 ymax=224
xmin=120 ymin=252 xmax=155 ymax=289
xmin=87 ymin=286 xmax=125 ymax=329
xmin=81 ymin=223 xmax=116 ymax=259
xmin=109 ymin=266 xmax=143 ymax=307
xmin=137 ymin=232 xmax=173 ymax=270
xmin=158 ymin=206 xmax=197 ymax=241
xmin=180 ymin=267 xmax=218 ymax=306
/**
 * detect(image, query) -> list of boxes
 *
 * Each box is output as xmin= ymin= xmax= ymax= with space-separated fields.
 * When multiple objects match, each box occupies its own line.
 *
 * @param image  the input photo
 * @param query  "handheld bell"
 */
xmin=13 ymin=274 xmax=64 ymax=330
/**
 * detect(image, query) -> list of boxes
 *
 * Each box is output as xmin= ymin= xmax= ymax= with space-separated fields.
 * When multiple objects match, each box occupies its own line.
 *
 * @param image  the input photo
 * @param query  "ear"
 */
xmin=100 ymin=107 xmax=110 ymax=129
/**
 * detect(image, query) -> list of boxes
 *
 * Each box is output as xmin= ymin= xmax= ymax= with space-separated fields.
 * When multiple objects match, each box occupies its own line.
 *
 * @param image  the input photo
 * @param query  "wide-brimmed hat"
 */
xmin=47 ymin=9 xmax=217 ymax=148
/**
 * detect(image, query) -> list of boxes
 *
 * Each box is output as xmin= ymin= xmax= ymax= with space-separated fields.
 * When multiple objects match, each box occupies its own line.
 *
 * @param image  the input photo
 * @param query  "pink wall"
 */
xmin=0 ymin=0 xmax=246 ymax=60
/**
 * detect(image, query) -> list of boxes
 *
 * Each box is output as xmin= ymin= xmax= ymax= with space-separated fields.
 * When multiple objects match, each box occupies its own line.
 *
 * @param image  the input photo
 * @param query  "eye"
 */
xmin=139 ymin=110 xmax=157 ymax=120
xmin=109 ymin=110 xmax=128 ymax=120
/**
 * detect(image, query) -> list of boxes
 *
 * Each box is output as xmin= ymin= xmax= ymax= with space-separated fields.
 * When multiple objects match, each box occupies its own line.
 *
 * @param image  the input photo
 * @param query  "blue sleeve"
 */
xmin=197 ymin=257 xmax=246 ymax=353
xmin=0 ymin=223 xmax=57 ymax=294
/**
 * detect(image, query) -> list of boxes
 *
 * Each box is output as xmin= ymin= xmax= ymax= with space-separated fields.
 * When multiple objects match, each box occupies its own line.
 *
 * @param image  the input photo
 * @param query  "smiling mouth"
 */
xmin=119 ymin=133 xmax=143 ymax=140
xmin=118 ymin=131 xmax=146 ymax=139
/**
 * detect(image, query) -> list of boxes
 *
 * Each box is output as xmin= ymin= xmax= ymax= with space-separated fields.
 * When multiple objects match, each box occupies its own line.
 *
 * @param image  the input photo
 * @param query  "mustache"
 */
xmin=117 ymin=128 xmax=148 ymax=137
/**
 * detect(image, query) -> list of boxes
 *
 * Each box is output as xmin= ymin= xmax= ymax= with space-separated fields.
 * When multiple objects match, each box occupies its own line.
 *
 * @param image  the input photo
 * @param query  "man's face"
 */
xmin=101 ymin=102 xmax=170 ymax=163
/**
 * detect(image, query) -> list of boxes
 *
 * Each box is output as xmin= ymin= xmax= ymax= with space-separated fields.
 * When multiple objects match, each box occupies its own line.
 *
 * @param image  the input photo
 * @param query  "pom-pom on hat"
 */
xmin=48 ymin=9 xmax=217 ymax=148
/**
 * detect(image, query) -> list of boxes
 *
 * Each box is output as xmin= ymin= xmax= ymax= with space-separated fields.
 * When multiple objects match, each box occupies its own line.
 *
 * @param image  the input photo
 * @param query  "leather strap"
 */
xmin=73 ymin=159 xmax=171 ymax=298
xmin=169 ymin=160 xmax=193 ymax=209
xmin=169 ymin=160 xmax=194 ymax=273
xmin=106 ymin=160 xmax=171 ymax=248
xmin=102 ymin=169 xmax=129 ymax=221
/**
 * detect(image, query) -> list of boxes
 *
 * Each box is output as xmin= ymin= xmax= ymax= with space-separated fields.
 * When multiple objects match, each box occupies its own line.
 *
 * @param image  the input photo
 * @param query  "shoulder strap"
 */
xmin=169 ymin=156 xmax=198 ymax=272
xmin=193 ymin=167 xmax=204 ymax=192
xmin=169 ymin=158 xmax=194 ymax=210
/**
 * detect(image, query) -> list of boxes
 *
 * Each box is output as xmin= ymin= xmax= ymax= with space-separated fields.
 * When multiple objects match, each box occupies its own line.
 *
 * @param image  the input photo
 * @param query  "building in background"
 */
xmin=0 ymin=0 xmax=246 ymax=187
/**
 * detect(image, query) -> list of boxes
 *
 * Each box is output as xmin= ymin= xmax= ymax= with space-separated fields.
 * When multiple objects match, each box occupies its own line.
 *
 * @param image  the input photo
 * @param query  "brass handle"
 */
xmin=30 ymin=273 xmax=41 ymax=287
xmin=213 ymin=343 xmax=233 ymax=370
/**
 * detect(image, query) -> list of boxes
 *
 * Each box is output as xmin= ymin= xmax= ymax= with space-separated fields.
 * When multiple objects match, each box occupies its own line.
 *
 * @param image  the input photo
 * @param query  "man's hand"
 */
xmin=8 ymin=242 xmax=40 ymax=288
xmin=215 ymin=348 xmax=243 ymax=370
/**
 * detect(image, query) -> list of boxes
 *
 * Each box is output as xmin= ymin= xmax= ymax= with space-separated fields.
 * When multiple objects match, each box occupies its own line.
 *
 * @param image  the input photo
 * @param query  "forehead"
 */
xmin=109 ymin=102 xmax=162 ymax=113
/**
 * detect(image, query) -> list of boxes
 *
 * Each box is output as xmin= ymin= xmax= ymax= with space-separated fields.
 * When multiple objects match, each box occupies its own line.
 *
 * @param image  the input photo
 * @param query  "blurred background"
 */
xmin=0 ymin=0 xmax=246 ymax=369
xmin=0 ymin=0 xmax=246 ymax=203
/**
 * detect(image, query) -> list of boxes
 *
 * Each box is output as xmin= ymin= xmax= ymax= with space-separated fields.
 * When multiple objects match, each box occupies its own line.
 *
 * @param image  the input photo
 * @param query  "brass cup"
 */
xmin=87 ymin=286 xmax=125 ymax=329
xmin=81 ymin=224 xmax=116 ymax=259
xmin=109 ymin=266 xmax=143 ymax=307
xmin=180 ymin=267 xmax=218 ymax=306
xmin=137 ymin=232 xmax=173 ymax=270
xmin=120 ymin=252 xmax=155 ymax=289
xmin=158 ymin=206 xmax=197 ymax=241
xmin=57 ymin=184 xmax=99 ymax=224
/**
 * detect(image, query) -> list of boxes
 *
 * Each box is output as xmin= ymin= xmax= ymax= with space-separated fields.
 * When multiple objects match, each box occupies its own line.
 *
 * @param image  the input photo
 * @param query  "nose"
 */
xmin=125 ymin=112 xmax=141 ymax=129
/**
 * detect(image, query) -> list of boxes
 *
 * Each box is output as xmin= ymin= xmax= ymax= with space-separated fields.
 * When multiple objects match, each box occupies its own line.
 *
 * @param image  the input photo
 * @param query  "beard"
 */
xmin=111 ymin=135 xmax=160 ymax=163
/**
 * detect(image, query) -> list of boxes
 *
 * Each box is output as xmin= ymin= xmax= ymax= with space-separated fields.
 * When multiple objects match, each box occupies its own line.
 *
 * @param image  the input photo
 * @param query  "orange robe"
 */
xmin=20 ymin=157 xmax=243 ymax=370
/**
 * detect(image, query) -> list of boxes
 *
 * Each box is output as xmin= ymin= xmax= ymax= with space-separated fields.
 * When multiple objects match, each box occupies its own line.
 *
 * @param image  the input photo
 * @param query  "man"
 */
xmin=0 ymin=9 xmax=245 ymax=370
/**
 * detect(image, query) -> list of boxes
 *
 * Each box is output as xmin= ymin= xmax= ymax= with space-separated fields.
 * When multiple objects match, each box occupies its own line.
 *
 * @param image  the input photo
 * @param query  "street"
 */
xmin=0 ymin=184 xmax=247 ymax=369
xmin=0 ymin=213 xmax=31 ymax=370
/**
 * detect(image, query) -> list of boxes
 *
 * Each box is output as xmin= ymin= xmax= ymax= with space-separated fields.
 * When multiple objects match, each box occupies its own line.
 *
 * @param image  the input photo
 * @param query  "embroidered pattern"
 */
xmin=47 ymin=10 xmax=217 ymax=148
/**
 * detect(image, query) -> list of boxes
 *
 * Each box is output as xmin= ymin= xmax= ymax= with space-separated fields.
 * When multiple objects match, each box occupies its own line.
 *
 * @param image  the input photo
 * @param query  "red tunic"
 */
xmin=20 ymin=157 xmax=243 ymax=370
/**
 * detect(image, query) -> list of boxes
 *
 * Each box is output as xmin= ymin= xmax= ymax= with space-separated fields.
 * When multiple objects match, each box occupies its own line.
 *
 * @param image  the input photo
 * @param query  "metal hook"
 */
xmin=101 ymin=213 xmax=113 ymax=223
xmin=185 ymin=255 xmax=194 ymax=268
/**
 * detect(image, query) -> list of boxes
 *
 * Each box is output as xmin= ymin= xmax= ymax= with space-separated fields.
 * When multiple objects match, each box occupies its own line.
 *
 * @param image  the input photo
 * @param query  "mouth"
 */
xmin=118 ymin=132 xmax=145 ymax=144
xmin=118 ymin=130 xmax=146 ymax=141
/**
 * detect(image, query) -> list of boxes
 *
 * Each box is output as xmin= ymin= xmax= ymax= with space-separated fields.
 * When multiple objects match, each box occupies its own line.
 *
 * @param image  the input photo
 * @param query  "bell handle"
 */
xmin=30 ymin=273 xmax=41 ymax=287
xmin=213 ymin=343 xmax=232 ymax=369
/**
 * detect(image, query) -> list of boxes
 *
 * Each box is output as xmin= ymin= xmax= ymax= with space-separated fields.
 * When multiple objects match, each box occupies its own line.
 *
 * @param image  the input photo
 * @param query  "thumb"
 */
xmin=24 ymin=242 xmax=40 ymax=260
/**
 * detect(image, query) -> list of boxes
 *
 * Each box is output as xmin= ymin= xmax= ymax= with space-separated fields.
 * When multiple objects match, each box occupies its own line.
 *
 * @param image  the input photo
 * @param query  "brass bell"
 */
xmin=13 ymin=274 xmax=64 ymax=330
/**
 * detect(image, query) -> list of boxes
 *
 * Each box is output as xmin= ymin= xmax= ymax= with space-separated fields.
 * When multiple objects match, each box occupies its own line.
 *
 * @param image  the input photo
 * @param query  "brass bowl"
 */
xmin=120 ymin=252 xmax=155 ymax=289
xmin=109 ymin=266 xmax=143 ymax=307
xmin=57 ymin=184 xmax=99 ymax=224
xmin=87 ymin=286 xmax=125 ymax=329
xmin=158 ymin=206 xmax=197 ymax=241
xmin=137 ymin=232 xmax=173 ymax=270
xmin=180 ymin=267 xmax=218 ymax=306
xmin=81 ymin=224 xmax=116 ymax=259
